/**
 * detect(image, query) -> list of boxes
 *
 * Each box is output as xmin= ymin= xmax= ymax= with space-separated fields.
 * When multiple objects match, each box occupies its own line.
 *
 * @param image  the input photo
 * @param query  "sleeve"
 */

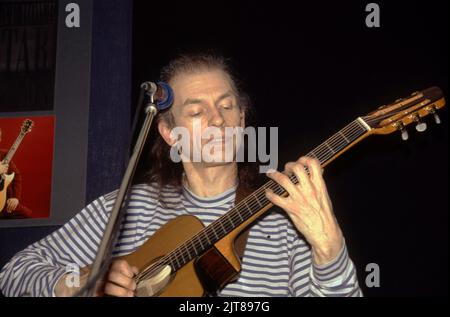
xmin=7 ymin=160 xmax=22 ymax=200
xmin=0 ymin=195 xmax=111 ymax=297
xmin=289 ymin=236 xmax=363 ymax=297
xmin=309 ymin=240 xmax=363 ymax=297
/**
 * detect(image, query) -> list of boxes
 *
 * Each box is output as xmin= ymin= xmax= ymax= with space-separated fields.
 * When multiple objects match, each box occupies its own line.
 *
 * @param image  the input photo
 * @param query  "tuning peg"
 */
xmin=412 ymin=113 xmax=427 ymax=132
xmin=401 ymin=129 xmax=409 ymax=140
xmin=428 ymin=106 xmax=441 ymax=124
xmin=434 ymin=113 xmax=441 ymax=124
xmin=395 ymin=121 xmax=409 ymax=141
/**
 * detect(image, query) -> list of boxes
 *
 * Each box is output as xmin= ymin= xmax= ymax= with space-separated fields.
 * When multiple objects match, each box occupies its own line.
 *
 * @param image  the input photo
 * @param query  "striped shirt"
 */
xmin=0 ymin=183 xmax=362 ymax=297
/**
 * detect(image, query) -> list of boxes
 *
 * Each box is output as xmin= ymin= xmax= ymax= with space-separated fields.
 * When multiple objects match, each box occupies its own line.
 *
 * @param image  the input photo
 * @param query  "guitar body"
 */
xmin=0 ymin=119 xmax=34 ymax=212
xmin=0 ymin=173 xmax=15 ymax=211
xmin=119 ymin=215 xmax=242 ymax=297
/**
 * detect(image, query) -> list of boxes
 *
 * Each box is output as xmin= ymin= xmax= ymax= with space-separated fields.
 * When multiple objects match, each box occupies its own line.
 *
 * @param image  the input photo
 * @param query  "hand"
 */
xmin=6 ymin=198 xmax=19 ymax=213
xmin=55 ymin=266 xmax=104 ymax=297
xmin=0 ymin=162 xmax=8 ymax=175
xmin=103 ymin=260 xmax=139 ymax=297
xmin=265 ymin=156 xmax=343 ymax=265
xmin=55 ymin=260 xmax=138 ymax=297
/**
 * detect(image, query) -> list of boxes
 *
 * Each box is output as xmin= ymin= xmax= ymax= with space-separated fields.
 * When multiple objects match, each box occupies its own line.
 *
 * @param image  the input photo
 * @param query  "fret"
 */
xmin=180 ymin=244 xmax=188 ymax=263
xmin=195 ymin=234 xmax=204 ymax=250
xmin=189 ymin=239 xmax=198 ymax=256
xmin=329 ymin=133 xmax=347 ymax=152
xmin=312 ymin=145 xmax=331 ymax=163
xmin=253 ymin=192 xmax=263 ymax=208
xmin=202 ymin=230 xmax=212 ymax=245
xmin=323 ymin=141 xmax=335 ymax=154
xmin=309 ymin=151 xmax=319 ymax=161
xmin=217 ymin=219 xmax=227 ymax=234
xmin=223 ymin=214 xmax=234 ymax=232
xmin=227 ymin=212 xmax=236 ymax=228
xmin=338 ymin=131 xmax=350 ymax=143
xmin=172 ymin=250 xmax=181 ymax=269
xmin=234 ymin=207 xmax=244 ymax=222
xmin=169 ymin=258 xmax=176 ymax=270
xmin=243 ymin=200 xmax=253 ymax=218
xmin=209 ymin=225 xmax=219 ymax=240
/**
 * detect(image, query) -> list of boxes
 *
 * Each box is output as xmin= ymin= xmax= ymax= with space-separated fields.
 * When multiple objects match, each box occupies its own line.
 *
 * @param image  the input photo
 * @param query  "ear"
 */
xmin=158 ymin=119 xmax=176 ymax=146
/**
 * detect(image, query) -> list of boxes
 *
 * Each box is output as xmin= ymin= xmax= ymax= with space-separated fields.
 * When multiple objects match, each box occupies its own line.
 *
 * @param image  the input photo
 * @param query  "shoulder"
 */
xmin=101 ymin=182 xmax=182 ymax=208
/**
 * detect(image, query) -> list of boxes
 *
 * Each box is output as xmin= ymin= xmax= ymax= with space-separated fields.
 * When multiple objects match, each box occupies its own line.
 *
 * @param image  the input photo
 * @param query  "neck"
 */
xmin=182 ymin=162 xmax=238 ymax=197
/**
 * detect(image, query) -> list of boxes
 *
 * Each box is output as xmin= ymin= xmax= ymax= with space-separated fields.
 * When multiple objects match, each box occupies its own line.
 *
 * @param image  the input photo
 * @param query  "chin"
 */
xmin=202 ymin=159 xmax=235 ymax=168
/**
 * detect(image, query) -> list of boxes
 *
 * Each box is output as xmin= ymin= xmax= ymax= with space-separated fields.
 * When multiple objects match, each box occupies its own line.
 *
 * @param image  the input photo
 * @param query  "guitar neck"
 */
xmin=3 ymin=132 xmax=26 ymax=164
xmin=167 ymin=118 xmax=372 ymax=271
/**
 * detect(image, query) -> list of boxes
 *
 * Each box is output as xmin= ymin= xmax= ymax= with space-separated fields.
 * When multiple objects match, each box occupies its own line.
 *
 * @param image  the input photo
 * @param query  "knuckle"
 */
xmin=292 ymin=164 xmax=303 ymax=173
xmin=113 ymin=260 xmax=128 ymax=270
xmin=104 ymin=283 xmax=118 ymax=296
xmin=107 ymin=270 xmax=120 ymax=283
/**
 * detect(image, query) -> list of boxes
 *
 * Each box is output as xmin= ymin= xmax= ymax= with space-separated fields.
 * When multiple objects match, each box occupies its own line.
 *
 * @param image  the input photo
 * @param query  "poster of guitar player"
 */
xmin=0 ymin=116 xmax=54 ymax=219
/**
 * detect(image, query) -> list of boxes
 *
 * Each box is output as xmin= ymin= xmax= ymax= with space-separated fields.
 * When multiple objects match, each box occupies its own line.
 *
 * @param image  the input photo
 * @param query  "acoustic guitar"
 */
xmin=0 ymin=119 xmax=34 ymax=211
xmin=115 ymin=87 xmax=445 ymax=296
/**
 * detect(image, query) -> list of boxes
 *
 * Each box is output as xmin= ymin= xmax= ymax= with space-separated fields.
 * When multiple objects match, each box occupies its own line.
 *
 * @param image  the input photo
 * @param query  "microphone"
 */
xmin=141 ymin=81 xmax=174 ymax=110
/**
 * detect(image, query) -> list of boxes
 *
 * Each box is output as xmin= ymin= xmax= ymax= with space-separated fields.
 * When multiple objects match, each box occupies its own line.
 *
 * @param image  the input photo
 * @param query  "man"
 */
xmin=0 ymin=54 xmax=361 ymax=296
xmin=0 ymin=127 xmax=32 ymax=219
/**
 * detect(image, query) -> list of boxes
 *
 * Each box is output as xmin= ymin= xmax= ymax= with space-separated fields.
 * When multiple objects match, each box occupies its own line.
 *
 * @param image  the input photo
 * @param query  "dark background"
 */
xmin=0 ymin=0 xmax=448 ymax=297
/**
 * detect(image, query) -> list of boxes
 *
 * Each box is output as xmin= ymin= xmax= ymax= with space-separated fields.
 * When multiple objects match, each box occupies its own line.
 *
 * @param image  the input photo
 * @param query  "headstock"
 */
xmin=21 ymin=119 xmax=34 ymax=134
xmin=361 ymin=87 xmax=445 ymax=140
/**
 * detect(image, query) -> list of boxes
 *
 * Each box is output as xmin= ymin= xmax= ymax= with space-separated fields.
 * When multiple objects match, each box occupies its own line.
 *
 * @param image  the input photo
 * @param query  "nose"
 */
xmin=209 ymin=107 xmax=225 ymax=127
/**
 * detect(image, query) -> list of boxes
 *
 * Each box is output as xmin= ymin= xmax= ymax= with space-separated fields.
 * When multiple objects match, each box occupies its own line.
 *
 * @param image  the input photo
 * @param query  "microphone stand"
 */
xmin=77 ymin=82 xmax=162 ymax=297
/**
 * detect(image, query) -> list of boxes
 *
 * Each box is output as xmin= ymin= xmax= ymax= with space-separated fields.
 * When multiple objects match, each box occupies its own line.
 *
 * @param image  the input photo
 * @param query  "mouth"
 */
xmin=206 ymin=136 xmax=233 ymax=144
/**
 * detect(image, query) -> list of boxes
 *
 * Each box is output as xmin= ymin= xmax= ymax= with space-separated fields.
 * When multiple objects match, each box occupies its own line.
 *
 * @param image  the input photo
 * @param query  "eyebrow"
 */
xmin=182 ymin=91 xmax=235 ymax=107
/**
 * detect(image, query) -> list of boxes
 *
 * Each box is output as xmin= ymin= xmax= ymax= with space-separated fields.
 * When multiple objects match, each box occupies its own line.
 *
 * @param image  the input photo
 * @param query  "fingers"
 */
xmin=6 ymin=199 xmax=18 ymax=213
xmin=6 ymin=201 xmax=13 ymax=213
xmin=265 ymin=156 xmax=326 ymax=209
xmin=266 ymin=170 xmax=297 ymax=195
xmin=265 ymin=188 xmax=289 ymax=211
xmin=104 ymin=282 xmax=135 ymax=297
xmin=111 ymin=260 xmax=136 ymax=278
xmin=285 ymin=161 xmax=313 ymax=192
xmin=299 ymin=156 xmax=323 ymax=183
xmin=104 ymin=260 xmax=137 ymax=297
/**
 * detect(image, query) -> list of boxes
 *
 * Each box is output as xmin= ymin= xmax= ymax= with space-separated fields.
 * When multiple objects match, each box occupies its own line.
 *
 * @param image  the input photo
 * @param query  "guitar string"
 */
xmin=135 ymin=120 xmax=368 ymax=282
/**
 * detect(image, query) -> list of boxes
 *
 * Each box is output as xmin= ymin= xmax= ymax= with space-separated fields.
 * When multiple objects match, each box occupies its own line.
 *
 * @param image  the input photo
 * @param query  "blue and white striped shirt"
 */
xmin=0 ymin=183 xmax=362 ymax=297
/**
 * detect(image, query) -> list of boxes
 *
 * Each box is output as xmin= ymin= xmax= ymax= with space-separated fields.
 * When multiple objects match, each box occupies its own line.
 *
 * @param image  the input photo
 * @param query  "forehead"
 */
xmin=170 ymin=69 xmax=234 ymax=105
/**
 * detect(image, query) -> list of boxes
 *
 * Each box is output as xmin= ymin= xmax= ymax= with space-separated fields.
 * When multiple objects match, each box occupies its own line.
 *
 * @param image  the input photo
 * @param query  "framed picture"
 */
xmin=0 ymin=0 xmax=93 ymax=228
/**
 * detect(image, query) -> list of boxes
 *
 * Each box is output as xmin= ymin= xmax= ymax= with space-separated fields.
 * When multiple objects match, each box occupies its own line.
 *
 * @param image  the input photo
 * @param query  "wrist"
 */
xmin=311 ymin=231 xmax=344 ymax=265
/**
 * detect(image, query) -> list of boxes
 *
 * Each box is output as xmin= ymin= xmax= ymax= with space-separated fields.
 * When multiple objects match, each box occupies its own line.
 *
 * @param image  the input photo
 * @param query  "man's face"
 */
xmin=163 ymin=69 xmax=245 ymax=166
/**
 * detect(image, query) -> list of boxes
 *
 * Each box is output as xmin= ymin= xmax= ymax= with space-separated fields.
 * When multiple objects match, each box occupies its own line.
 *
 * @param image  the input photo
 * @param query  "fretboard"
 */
xmin=166 ymin=118 xmax=370 ymax=271
xmin=3 ymin=132 xmax=26 ymax=164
